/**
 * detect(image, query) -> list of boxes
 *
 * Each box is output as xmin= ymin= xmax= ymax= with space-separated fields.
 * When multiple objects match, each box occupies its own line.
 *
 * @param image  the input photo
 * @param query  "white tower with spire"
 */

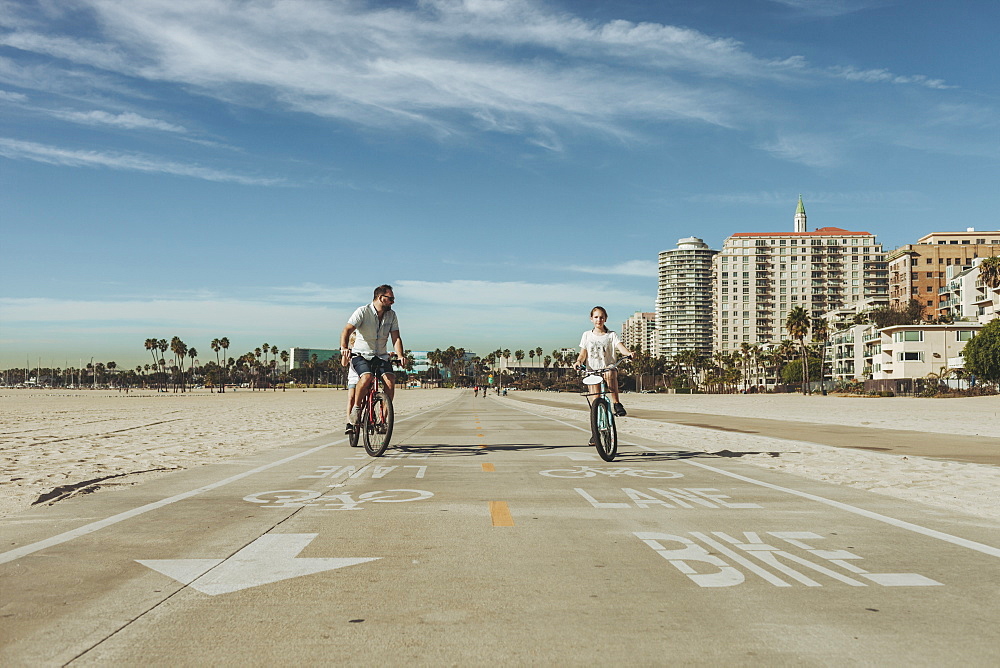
xmin=794 ymin=194 xmax=807 ymax=233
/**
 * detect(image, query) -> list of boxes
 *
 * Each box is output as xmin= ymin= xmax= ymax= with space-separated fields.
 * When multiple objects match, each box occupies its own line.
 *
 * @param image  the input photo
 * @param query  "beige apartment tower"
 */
xmin=621 ymin=311 xmax=658 ymax=356
xmin=657 ymin=237 xmax=717 ymax=359
xmin=887 ymin=229 xmax=1000 ymax=319
xmin=713 ymin=198 xmax=889 ymax=353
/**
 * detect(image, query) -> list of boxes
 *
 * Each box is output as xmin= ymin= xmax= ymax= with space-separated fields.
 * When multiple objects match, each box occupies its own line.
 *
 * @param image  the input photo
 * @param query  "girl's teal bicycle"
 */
xmin=578 ymin=360 xmax=627 ymax=462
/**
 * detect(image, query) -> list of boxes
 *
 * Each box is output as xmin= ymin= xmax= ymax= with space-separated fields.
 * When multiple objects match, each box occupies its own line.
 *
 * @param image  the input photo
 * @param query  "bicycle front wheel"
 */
xmin=363 ymin=392 xmax=394 ymax=457
xmin=591 ymin=397 xmax=617 ymax=462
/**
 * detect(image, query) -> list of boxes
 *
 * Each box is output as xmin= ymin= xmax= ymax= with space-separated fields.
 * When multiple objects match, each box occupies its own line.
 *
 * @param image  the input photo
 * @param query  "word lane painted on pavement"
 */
xmin=636 ymin=531 xmax=942 ymax=588
xmin=576 ymin=487 xmax=762 ymax=510
xmin=244 ymin=488 xmax=433 ymax=511
xmin=299 ymin=465 xmax=427 ymax=480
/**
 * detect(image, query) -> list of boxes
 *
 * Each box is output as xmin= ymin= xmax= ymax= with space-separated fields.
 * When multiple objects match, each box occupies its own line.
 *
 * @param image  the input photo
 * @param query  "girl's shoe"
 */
xmin=613 ymin=402 xmax=627 ymax=416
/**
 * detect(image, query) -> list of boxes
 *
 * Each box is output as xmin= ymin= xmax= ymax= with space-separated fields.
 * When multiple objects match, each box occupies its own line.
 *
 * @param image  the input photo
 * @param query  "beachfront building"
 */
xmin=936 ymin=258 xmax=1000 ymax=324
xmin=657 ymin=237 xmax=717 ymax=359
xmin=828 ymin=323 xmax=868 ymax=382
xmin=868 ymin=323 xmax=982 ymax=380
xmin=713 ymin=196 xmax=889 ymax=354
xmin=822 ymin=298 xmax=888 ymax=383
xmin=887 ymin=229 xmax=1000 ymax=319
xmin=829 ymin=321 xmax=984 ymax=383
xmin=289 ymin=347 xmax=338 ymax=369
xmin=622 ymin=311 xmax=658 ymax=356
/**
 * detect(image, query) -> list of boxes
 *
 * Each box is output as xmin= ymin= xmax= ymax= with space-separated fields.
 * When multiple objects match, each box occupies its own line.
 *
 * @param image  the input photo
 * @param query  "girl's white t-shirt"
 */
xmin=580 ymin=329 xmax=622 ymax=370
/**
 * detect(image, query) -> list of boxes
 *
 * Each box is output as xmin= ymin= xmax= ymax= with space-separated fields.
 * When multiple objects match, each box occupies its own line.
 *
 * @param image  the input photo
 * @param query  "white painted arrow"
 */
xmin=537 ymin=452 xmax=600 ymax=461
xmin=137 ymin=534 xmax=379 ymax=596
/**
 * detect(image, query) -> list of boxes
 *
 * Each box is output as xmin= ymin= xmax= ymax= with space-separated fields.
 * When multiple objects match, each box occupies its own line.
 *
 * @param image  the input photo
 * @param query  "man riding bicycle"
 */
xmin=340 ymin=284 xmax=405 ymax=426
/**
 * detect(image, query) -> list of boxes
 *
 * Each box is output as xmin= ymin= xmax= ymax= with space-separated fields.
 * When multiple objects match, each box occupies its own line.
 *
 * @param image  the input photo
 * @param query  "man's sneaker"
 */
xmin=589 ymin=435 xmax=599 ymax=447
xmin=613 ymin=402 xmax=627 ymax=417
xmin=349 ymin=407 xmax=361 ymax=425
xmin=345 ymin=423 xmax=354 ymax=435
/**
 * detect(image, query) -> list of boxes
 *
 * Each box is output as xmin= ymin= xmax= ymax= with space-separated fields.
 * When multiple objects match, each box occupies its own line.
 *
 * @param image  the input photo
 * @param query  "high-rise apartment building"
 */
xmin=657 ymin=237 xmax=717 ymax=359
xmin=713 ymin=198 xmax=888 ymax=353
xmin=621 ymin=311 xmax=658 ymax=356
xmin=887 ymin=229 xmax=1000 ymax=319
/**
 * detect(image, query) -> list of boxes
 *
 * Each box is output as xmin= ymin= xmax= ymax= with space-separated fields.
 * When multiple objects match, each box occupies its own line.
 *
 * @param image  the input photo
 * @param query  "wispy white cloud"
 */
xmin=827 ymin=66 xmax=952 ymax=90
xmin=768 ymin=0 xmax=891 ymax=17
xmin=0 ymin=138 xmax=284 ymax=185
xmin=0 ymin=89 xmax=27 ymax=101
xmin=686 ymin=190 xmax=929 ymax=207
xmin=757 ymin=132 xmax=841 ymax=168
xmin=564 ymin=260 xmax=658 ymax=277
xmin=47 ymin=109 xmax=187 ymax=132
xmin=0 ymin=0 xmax=963 ymax=168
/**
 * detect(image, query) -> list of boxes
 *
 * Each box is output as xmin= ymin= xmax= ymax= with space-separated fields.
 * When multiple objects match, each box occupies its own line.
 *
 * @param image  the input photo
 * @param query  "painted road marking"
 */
xmin=635 ymin=531 xmax=943 ymax=588
xmin=243 ymin=489 xmax=434 ymax=510
xmin=575 ymin=487 xmax=762 ymax=509
xmin=298 ymin=465 xmax=427 ymax=480
xmin=138 ymin=533 xmax=378 ymax=595
xmin=489 ymin=501 xmax=514 ymax=527
xmin=540 ymin=466 xmax=683 ymax=479
xmin=482 ymin=463 xmax=496 ymax=472
xmin=642 ymin=450 xmax=1000 ymax=560
xmin=498 ymin=401 xmax=1000 ymax=561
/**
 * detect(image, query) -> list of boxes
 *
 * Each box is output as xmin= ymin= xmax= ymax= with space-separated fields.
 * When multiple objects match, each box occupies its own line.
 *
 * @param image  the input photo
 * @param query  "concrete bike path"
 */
xmin=1 ymin=393 xmax=998 ymax=665
xmin=506 ymin=392 xmax=1000 ymax=466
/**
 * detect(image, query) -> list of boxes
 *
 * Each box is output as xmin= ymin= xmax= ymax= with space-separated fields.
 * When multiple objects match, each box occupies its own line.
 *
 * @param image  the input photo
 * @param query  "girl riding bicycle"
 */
xmin=575 ymin=306 xmax=632 ymax=419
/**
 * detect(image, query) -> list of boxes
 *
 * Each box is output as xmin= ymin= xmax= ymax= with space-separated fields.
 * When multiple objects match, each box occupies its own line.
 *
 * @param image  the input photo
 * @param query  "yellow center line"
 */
xmin=489 ymin=501 xmax=514 ymax=527
xmin=481 ymin=463 xmax=495 ymax=472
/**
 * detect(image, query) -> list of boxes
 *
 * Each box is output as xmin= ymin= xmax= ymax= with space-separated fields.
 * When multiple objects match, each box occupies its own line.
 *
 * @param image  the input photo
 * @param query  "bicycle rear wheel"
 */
xmin=363 ymin=392 xmax=394 ymax=457
xmin=591 ymin=397 xmax=617 ymax=461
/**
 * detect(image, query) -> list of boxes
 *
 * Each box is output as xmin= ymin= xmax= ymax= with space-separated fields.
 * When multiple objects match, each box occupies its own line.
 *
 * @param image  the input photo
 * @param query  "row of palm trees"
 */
xmin=142 ymin=338 xmax=291 ymax=391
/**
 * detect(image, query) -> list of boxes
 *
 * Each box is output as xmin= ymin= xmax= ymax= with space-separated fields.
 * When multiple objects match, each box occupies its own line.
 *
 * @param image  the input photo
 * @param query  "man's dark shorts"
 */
xmin=351 ymin=355 xmax=395 ymax=379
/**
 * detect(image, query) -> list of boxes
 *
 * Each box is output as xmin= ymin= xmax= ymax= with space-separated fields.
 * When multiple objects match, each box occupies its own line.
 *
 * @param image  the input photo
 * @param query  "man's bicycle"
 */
xmin=578 ymin=359 xmax=629 ymax=462
xmin=349 ymin=355 xmax=396 ymax=457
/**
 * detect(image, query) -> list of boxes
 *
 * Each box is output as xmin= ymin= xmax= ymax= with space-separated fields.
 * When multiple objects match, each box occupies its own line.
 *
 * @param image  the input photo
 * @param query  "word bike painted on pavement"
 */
xmin=635 ymin=531 xmax=942 ymax=588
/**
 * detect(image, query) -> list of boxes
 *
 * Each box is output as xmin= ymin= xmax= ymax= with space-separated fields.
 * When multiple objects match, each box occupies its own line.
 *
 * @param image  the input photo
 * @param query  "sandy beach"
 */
xmin=2 ymin=389 xmax=998 ymax=521
xmin=0 ymin=388 xmax=458 ymax=518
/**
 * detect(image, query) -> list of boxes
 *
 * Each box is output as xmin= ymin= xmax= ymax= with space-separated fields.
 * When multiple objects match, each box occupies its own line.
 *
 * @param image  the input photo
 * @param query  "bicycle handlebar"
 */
xmin=577 ymin=355 xmax=632 ymax=375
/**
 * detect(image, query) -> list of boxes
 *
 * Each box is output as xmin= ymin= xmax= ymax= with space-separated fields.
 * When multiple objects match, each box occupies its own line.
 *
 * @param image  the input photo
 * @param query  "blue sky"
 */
xmin=2 ymin=0 xmax=998 ymax=368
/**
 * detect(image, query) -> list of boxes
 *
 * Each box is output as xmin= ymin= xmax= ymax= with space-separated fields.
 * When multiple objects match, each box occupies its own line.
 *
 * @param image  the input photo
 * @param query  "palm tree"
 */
xmin=219 ymin=337 xmax=230 ymax=392
xmin=811 ymin=318 xmax=829 ymax=393
xmin=979 ymin=256 xmax=1000 ymax=289
xmin=786 ymin=307 xmax=811 ymax=395
xmin=157 ymin=339 xmax=168 ymax=391
xmin=144 ymin=338 xmax=161 ymax=389
xmin=170 ymin=337 xmax=188 ymax=392
xmin=188 ymin=347 xmax=198 ymax=389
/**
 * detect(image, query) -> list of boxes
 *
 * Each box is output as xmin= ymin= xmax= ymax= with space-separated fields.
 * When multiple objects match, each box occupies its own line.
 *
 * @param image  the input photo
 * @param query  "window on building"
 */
xmin=957 ymin=330 xmax=974 ymax=341
xmin=898 ymin=352 xmax=923 ymax=361
xmin=894 ymin=331 xmax=923 ymax=342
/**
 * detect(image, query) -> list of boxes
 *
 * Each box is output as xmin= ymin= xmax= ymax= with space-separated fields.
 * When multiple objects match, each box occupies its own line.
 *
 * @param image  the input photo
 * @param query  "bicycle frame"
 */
xmin=581 ymin=362 xmax=620 ymax=461
xmin=351 ymin=355 xmax=396 ymax=457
